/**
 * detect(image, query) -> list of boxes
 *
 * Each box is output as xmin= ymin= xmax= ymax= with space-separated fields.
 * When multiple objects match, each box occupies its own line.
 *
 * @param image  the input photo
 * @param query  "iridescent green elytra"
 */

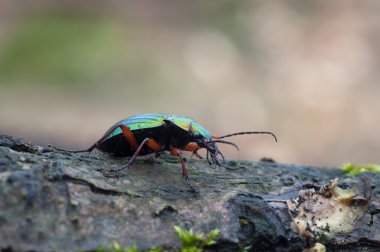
xmin=104 ymin=114 xmax=212 ymax=143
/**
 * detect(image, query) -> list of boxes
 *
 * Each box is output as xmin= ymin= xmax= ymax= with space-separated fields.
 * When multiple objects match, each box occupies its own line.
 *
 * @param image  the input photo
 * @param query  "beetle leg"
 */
xmin=90 ymin=123 xmax=124 ymax=151
xmin=171 ymin=148 xmax=188 ymax=177
xmin=191 ymin=151 xmax=203 ymax=160
xmin=206 ymin=150 xmax=213 ymax=165
xmin=110 ymin=138 xmax=161 ymax=172
xmin=171 ymin=147 xmax=197 ymax=192
xmin=50 ymin=122 xmax=126 ymax=153
xmin=119 ymin=124 xmax=139 ymax=150
xmin=87 ymin=124 xmax=140 ymax=152
xmin=183 ymin=142 xmax=201 ymax=152
xmin=183 ymin=142 xmax=203 ymax=160
xmin=56 ymin=123 xmax=126 ymax=153
xmin=217 ymin=149 xmax=226 ymax=162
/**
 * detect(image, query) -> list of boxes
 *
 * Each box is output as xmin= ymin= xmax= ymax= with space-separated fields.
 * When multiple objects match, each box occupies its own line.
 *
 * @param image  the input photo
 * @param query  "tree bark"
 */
xmin=0 ymin=135 xmax=379 ymax=251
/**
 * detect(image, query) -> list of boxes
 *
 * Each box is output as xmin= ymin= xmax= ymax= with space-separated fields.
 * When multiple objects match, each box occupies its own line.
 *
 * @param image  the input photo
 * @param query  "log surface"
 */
xmin=0 ymin=135 xmax=379 ymax=251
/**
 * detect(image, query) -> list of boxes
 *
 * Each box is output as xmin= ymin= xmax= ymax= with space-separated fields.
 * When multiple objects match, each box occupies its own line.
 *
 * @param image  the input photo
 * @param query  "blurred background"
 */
xmin=0 ymin=0 xmax=379 ymax=167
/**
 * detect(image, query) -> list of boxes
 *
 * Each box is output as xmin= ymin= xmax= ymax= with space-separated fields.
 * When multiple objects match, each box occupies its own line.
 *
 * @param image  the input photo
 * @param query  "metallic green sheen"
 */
xmin=104 ymin=114 xmax=167 ymax=141
xmin=103 ymin=114 xmax=212 ymax=141
xmin=166 ymin=115 xmax=212 ymax=140
xmin=191 ymin=121 xmax=212 ymax=140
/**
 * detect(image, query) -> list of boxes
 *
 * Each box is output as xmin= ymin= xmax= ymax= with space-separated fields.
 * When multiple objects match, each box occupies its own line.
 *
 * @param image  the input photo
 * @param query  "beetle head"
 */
xmin=190 ymin=128 xmax=239 ymax=169
xmin=189 ymin=125 xmax=218 ymax=153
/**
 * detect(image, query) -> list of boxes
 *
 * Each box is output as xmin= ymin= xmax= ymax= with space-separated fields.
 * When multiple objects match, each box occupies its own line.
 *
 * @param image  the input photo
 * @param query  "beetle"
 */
xmin=53 ymin=114 xmax=277 ymax=191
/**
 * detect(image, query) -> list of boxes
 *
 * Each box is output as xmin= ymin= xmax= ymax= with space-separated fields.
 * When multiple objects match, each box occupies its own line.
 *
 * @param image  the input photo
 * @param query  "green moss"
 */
xmin=341 ymin=163 xmax=380 ymax=176
xmin=239 ymin=217 xmax=249 ymax=226
xmin=236 ymin=246 xmax=252 ymax=252
xmin=173 ymin=226 xmax=220 ymax=251
xmin=93 ymin=242 xmax=139 ymax=252
xmin=92 ymin=242 xmax=165 ymax=252
xmin=91 ymin=226 xmax=220 ymax=252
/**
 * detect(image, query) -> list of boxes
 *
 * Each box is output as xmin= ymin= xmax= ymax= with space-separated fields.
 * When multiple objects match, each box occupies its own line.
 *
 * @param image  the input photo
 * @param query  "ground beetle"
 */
xmin=53 ymin=114 xmax=277 ymax=191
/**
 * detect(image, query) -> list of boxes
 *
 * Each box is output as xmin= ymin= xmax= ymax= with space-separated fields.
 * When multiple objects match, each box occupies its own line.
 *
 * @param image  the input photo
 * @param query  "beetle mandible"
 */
xmin=53 ymin=114 xmax=277 ymax=191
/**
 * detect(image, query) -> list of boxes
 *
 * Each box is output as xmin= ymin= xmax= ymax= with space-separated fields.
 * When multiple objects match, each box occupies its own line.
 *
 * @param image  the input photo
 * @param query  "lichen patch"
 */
xmin=287 ymin=178 xmax=370 ymax=240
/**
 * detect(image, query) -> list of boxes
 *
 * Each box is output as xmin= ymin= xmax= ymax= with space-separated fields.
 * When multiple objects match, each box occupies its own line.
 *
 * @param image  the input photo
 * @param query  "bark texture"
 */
xmin=0 ymin=135 xmax=379 ymax=251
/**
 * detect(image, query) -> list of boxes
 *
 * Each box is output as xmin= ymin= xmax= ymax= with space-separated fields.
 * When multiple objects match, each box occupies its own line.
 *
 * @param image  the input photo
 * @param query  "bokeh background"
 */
xmin=0 ymin=0 xmax=379 ymax=167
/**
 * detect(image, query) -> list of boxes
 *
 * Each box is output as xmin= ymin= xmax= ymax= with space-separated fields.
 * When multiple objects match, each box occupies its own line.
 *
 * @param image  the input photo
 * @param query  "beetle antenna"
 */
xmin=216 ymin=131 xmax=277 ymax=142
xmin=208 ymin=140 xmax=239 ymax=151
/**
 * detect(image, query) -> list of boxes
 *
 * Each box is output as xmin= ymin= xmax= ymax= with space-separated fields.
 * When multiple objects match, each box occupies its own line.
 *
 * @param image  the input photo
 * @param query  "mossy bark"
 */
xmin=0 ymin=135 xmax=379 ymax=251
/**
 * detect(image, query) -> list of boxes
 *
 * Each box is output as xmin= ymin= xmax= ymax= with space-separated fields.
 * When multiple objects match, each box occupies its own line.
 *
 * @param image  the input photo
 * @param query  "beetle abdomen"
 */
xmin=98 ymin=126 xmax=167 ymax=157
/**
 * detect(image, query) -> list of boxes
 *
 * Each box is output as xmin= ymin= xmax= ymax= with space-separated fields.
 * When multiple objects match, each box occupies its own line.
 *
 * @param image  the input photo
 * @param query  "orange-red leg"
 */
xmin=119 ymin=124 xmax=139 ymax=150
xmin=99 ymin=124 xmax=160 ymax=153
xmin=87 ymin=124 xmax=138 ymax=152
xmin=171 ymin=148 xmax=188 ymax=177
xmin=183 ymin=142 xmax=204 ymax=159
xmin=171 ymin=147 xmax=197 ymax=192
xmin=145 ymin=139 xmax=161 ymax=152
xmin=182 ymin=142 xmax=201 ymax=152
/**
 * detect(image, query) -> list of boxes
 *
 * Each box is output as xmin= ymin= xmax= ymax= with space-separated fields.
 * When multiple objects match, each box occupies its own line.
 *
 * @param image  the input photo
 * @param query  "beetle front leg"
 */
xmin=171 ymin=148 xmax=188 ymax=178
xmin=171 ymin=147 xmax=198 ymax=192
xmin=191 ymin=151 xmax=203 ymax=160
xmin=183 ymin=142 xmax=204 ymax=160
